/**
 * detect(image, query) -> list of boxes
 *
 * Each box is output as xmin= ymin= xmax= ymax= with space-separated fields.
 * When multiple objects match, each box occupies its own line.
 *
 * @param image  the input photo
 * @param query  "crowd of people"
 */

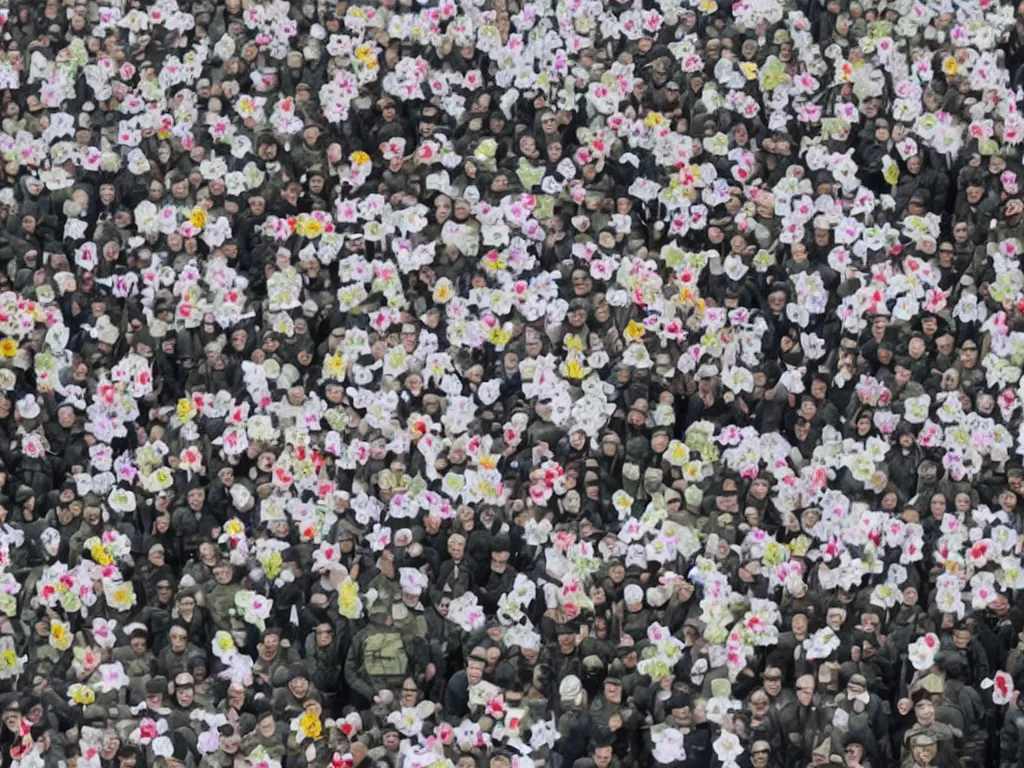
xmin=2 ymin=1 xmax=1024 ymax=768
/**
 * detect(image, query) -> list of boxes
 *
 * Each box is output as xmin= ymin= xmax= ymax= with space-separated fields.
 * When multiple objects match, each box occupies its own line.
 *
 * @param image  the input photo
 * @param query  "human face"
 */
xmin=314 ymin=623 xmax=333 ymax=648
xmin=915 ymin=700 xmax=935 ymax=726
xmin=795 ymin=676 xmax=814 ymax=706
xmin=187 ymin=488 xmax=205 ymax=511
xmin=604 ymin=681 xmax=622 ymax=704
xmin=593 ymin=747 xmax=613 ymax=768
xmin=845 ymin=744 xmax=864 ymax=765
xmin=169 ymin=627 xmax=188 ymax=653
xmin=443 ymin=532 xmax=463 ymax=562
xmin=288 ymin=676 xmax=309 ymax=698
xmin=749 ymin=691 xmax=770 ymax=718
xmin=220 ymin=730 xmax=241 ymax=754
xmin=763 ymin=668 xmax=782 ymax=697
xmin=490 ymin=549 xmax=510 ymax=573
xmin=466 ymin=659 xmax=484 ymax=685
xmin=558 ymin=632 xmax=576 ymax=654
xmin=912 ymin=744 xmax=936 ymax=766
xmin=261 ymin=632 xmax=280 ymax=656
xmin=199 ymin=543 xmax=217 ymax=564
xmin=960 ymin=342 xmax=978 ymax=366
xmin=952 ymin=627 xmax=972 ymax=650
xmin=57 ymin=406 xmax=76 ymax=428
xmin=401 ymin=681 xmax=419 ymax=708
xmin=257 ymin=715 xmax=275 ymax=738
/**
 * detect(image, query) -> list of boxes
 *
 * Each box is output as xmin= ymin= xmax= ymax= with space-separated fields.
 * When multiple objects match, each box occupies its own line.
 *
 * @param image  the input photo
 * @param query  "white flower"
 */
xmin=713 ymin=731 xmax=743 ymax=764
xmin=96 ymin=662 xmax=130 ymax=693
xmin=622 ymin=343 xmax=654 ymax=369
xmin=1000 ymin=556 xmax=1024 ymax=590
xmin=652 ymin=727 xmax=687 ymax=764
xmin=723 ymin=366 xmax=754 ymax=393
xmin=612 ymin=491 xmax=634 ymax=520
xmin=982 ymin=670 xmax=1015 ymax=705
xmin=524 ymin=519 xmax=552 ymax=546
xmin=803 ymin=627 xmax=841 ymax=660
xmin=907 ymin=633 xmax=941 ymax=670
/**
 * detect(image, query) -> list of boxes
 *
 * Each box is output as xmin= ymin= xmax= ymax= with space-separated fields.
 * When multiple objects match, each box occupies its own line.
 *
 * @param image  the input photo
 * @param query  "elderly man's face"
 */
xmin=288 ymin=676 xmax=309 ymax=698
xmin=169 ymin=627 xmax=187 ymax=652
xmin=912 ymin=744 xmax=936 ymax=766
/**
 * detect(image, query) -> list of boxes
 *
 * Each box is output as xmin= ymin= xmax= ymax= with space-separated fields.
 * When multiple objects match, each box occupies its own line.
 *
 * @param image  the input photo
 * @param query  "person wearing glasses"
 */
xmin=762 ymin=666 xmax=794 ymax=713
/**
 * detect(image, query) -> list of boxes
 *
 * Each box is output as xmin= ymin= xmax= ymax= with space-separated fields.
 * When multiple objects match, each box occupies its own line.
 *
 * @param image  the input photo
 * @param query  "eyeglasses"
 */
xmin=763 ymin=675 xmax=782 ymax=682
xmin=752 ymin=750 xmax=770 ymax=756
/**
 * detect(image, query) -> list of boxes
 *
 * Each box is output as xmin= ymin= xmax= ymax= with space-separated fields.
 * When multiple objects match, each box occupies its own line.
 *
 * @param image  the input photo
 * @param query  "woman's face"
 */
xmin=801 ymin=509 xmax=819 ymax=530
